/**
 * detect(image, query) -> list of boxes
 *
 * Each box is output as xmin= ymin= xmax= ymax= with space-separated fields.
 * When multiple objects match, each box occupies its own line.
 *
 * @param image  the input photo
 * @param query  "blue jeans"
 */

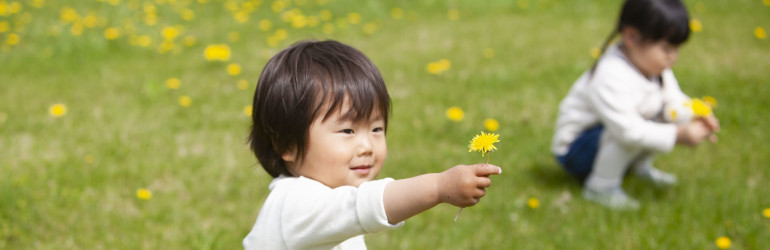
xmin=556 ymin=125 xmax=604 ymax=180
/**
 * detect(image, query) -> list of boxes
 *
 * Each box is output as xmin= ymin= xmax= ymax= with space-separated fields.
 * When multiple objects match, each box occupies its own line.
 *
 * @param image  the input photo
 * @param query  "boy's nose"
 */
xmin=357 ymin=135 xmax=373 ymax=155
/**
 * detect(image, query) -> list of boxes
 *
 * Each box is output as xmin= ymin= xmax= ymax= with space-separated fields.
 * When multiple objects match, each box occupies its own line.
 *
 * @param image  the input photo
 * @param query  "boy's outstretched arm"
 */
xmin=382 ymin=164 xmax=502 ymax=224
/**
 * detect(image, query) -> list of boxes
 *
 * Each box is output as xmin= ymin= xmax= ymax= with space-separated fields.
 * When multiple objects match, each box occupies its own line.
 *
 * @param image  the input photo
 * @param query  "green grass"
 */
xmin=1 ymin=0 xmax=769 ymax=249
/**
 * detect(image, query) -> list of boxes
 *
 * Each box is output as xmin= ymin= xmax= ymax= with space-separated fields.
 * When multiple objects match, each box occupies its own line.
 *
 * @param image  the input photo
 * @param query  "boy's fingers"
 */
xmin=475 ymin=164 xmax=502 ymax=176
xmin=709 ymin=134 xmax=718 ymax=143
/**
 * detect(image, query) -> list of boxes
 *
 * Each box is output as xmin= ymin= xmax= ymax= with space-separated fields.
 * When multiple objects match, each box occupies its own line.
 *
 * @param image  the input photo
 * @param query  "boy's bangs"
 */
xmin=318 ymin=76 xmax=389 ymax=125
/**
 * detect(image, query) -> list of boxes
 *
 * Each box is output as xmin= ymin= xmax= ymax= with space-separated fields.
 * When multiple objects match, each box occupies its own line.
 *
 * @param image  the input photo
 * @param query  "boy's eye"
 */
xmin=372 ymin=127 xmax=384 ymax=133
xmin=340 ymin=129 xmax=354 ymax=134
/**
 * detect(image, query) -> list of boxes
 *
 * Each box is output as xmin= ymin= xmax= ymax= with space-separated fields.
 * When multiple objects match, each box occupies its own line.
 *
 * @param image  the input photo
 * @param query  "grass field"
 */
xmin=1 ymin=0 xmax=769 ymax=249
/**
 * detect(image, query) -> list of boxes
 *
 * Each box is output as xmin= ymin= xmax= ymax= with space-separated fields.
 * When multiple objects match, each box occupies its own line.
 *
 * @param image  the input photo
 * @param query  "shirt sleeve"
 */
xmin=589 ymin=67 xmax=677 ymax=153
xmin=281 ymin=177 xmax=403 ymax=249
xmin=661 ymin=69 xmax=691 ymax=110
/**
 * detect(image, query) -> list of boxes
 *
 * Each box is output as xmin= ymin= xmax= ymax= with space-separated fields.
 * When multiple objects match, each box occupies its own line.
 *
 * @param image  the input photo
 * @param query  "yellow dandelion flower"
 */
xmin=166 ymin=78 xmax=181 ymax=89
xmin=762 ymin=208 xmax=770 ymax=218
xmin=527 ymin=198 xmax=540 ymax=209
xmin=702 ymin=95 xmax=717 ymax=107
xmin=137 ymin=35 xmax=152 ymax=47
xmin=322 ymin=23 xmax=334 ymax=35
xmin=0 ymin=21 xmax=8 ymax=33
xmin=319 ymin=10 xmax=332 ymax=21
xmin=267 ymin=36 xmax=280 ymax=47
xmin=234 ymin=11 xmax=249 ymax=23
xmin=227 ymin=63 xmax=242 ymax=76
xmin=204 ymin=44 xmax=231 ymax=61
xmin=690 ymin=19 xmax=703 ymax=33
xmin=144 ymin=14 xmax=158 ymax=26
xmin=104 ymin=27 xmax=120 ymax=40
xmin=162 ymin=26 xmax=179 ymax=40
xmin=689 ymin=98 xmax=712 ymax=117
xmin=31 ymin=0 xmax=45 ymax=8
xmin=765 ymin=0 xmax=770 ymax=6
xmin=237 ymin=79 xmax=249 ymax=90
xmin=715 ymin=236 xmax=731 ymax=249
xmin=181 ymin=9 xmax=195 ymax=21
xmin=468 ymin=131 xmax=500 ymax=157
xmin=60 ymin=7 xmax=79 ymax=23
xmin=447 ymin=9 xmax=459 ymax=21
xmin=82 ymin=14 xmax=98 ymax=28
xmin=244 ymin=105 xmax=253 ymax=116
xmin=446 ymin=107 xmax=464 ymax=122
xmin=258 ymin=19 xmax=272 ymax=31
xmin=272 ymin=1 xmax=285 ymax=12
xmin=483 ymin=48 xmax=495 ymax=59
xmin=49 ymin=103 xmax=67 ymax=117
xmin=178 ymin=96 xmax=192 ymax=107
xmin=426 ymin=59 xmax=451 ymax=75
xmin=363 ymin=23 xmax=377 ymax=34
xmin=391 ymin=7 xmax=403 ymax=19
xmin=183 ymin=35 xmax=196 ymax=47
xmin=109 ymin=0 xmax=121 ymax=5
xmin=348 ymin=12 xmax=361 ymax=24
xmin=136 ymin=188 xmax=152 ymax=200
xmin=291 ymin=15 xmax=308 ymax=28
xmin=755 ymin=27 xmax=767 ymax=40
xmin=590 ymin=47 xmax=601 ymax=59
xmin=6 ymin=33 xmax=19 ymax=45
xmin=85 ymin=154 xmax=94 ymax=164
xmin=484 ymin=118 xmax=499 ymax=132
xmin=70 ymin=22 xmax=83 ymax=36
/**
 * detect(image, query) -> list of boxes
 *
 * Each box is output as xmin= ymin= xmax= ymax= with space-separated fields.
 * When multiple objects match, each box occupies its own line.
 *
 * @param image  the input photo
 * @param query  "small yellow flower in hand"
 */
xmin=468 ymin=131 xmax=500 ymax=157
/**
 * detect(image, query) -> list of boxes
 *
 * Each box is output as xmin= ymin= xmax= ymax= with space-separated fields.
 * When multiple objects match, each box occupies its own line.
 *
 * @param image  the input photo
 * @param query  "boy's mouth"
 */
xmin=350 ymin=165 xmax=371 ymax=176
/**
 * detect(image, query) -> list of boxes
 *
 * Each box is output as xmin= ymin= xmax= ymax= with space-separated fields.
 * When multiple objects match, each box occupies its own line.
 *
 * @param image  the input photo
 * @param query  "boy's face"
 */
xmin=628 ymin=39 xmax=680 ymax=78
xmin=283 ymin=100 xmax=387 ymax=188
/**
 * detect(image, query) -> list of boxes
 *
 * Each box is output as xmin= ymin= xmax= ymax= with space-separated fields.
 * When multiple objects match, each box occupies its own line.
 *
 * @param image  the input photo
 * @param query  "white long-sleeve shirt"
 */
xmin=243 ymin=175 xmax=403 ymax=250
xmin=551 ymin=43 xmax=690 ymax=156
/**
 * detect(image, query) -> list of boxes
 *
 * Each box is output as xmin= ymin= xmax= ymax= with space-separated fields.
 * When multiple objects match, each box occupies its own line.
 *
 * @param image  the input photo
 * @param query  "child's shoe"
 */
xmin=635 ymin=166 xmax=677 ymax=188
xmin=582 ymin=186 xmax=640 ymax=210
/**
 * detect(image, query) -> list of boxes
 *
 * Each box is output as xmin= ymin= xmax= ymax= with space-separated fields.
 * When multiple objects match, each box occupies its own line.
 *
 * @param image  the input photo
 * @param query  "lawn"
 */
xmin=1 ymin=0 xmax=769 ymax=249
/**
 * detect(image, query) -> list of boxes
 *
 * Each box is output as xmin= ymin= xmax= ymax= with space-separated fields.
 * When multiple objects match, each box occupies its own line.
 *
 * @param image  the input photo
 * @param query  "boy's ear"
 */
xmin=281 ymin=147 xmax=297 ymax=162
xmin=621 ymin=26 xmax=642 ymax=47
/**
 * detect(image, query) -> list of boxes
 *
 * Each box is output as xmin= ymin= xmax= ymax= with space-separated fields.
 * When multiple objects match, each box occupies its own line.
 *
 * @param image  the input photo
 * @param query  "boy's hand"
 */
xmin=676 ymin=120 xmax=711 ymax=146
xmin=436 ymin=164 xmax=502 ymax=208
xmin=698 ymin=115 xmax=720 ymax=143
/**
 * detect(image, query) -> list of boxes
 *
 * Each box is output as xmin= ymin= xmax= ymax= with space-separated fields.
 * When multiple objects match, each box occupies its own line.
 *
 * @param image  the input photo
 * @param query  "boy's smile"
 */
xmin=282 ymin=99 xmax=387 ymax=188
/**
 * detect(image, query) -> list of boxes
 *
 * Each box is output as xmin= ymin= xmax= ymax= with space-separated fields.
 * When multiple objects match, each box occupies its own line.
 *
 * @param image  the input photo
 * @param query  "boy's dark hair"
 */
xmin=248 ymin=40 xmax=391 ymax=178
xmin=593 ymin=0 xmax=690 ymax=73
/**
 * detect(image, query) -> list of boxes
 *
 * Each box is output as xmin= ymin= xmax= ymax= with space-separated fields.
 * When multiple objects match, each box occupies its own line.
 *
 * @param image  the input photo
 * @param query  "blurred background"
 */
xmin=1 ymin=0 xmax=768 ymax=248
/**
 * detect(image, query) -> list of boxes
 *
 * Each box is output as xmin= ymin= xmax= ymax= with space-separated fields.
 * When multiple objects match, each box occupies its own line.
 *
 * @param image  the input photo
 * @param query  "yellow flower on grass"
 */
xmin=348 ymin=12 xmax=361 ymax=24
xmin=426 ymin=59 xmax=451 ymax=75
xmin=483 ymin=48 xmax=495 ymax=59
xmin=527 ymin=198 xmax=540 ymax=209
xmin=755 ymin=27 xmax=767 ymax=40
xmin=765 ymin=0 xmax=770 ymax=6
xmin=204 ymin=44 xmax=231 ymax=61
xmin=715 ymin=236 xmax=731 ymax=249
xmin=237 ymin=79 xmax=249 ymax=90
xmin=448 ymin=9 xmax=459 ymax=21
xmin=166 ymin=78 xmax=181 ymax=89
xmin=590 ymin=47 xmax=601 ymax=59
xmin=469 ymin=131 xmax=500 ymax=157
xmin=244 ymin=105 xmax=253 ymax=116
xmin=446 ymin=107 xmax=464 ymax=122
xmin=762 ymin=208 xmax=770 ymax=218
xmin=0 ymin=21 xmax=9 ymax=33
xmin=690 ymin=19 xmax=702 ymax=33
xmin=49 ymin=103 xmax=67 ymax=117
xmin=162 ymin=26 xmax=179 ymax=40
xmin=6 ymin=33 xmax=19 ymax=45
xmin=258 ymin=19 xmax=272 ymax=31
xmin=137 ymin=35 xmax=152 ymax=47
xmin=227 ymin=63 xmax=242 ymax=76
xmin=136 ymin=188 xmax=152 ymax=200
xmin=178 ymin=96 xmax=192 ymax=107
xmin=484 ymin=118 xmax=499 ymax=132
xmin=181 ymin=9 xmax=195 ymax=21
xmin=104 ymin=27 xmax=120 ymax=40
xmin=687 ymin=98 xmax=712 ymax=117
xmin=391 ymin=7 xmax=403 ymax=19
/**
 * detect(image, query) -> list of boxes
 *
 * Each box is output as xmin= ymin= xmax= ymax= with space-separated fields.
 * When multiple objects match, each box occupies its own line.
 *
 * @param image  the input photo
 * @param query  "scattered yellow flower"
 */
xmin=687 ymin=98 xmax=712 ymax=117
xmin=690 ymin=19 xmax=703 ymax=33
xmin=715 ymin=236 xmax=731 ymax=249
xmin=426 ymin=59 xmax=451 ymax=75
xmin=319 ymin=10 xmax=332 ymax=21
xmin=70 ymin=23 xmax=84 ymax=36
xmin=104 ymin=27 xmax=120 ymax=40
xmin=137 ymin=35 xmax=152 ymax=47
xmin=49 ymin=103 xmax=67 ymax=117
xmin=136 ymin=188 xmax=152 ymax=200
xmin=447 ymin=9 xmax=459 ymax=21
xmin=762 ymin=208 xmax=770 ymax=218
xmin=348 ymin=12 xmax=361 ymax=24
xmin=322 ymin=23 xmax=334 ymax=35
xmin=166 ymin=78 xmax=181 ymax=89
xmin=0 ymin=21 xmax=9 ymax=33
xmin=483 ymin=48 xmax=495 ymax=59
xmin=765 ymin=0 xmax=770 ymax=6
xmin=446 ymin=107 xmax=464 ymax=122
xmin=527 ymin=198 xmax=540 ymax=209
xmin=272 ymin=0 xmax=285 ymax=12
xmin=258 ymin=19 xmax=272 ymax=31
xmin=468 ymin=131 xmax=500 ymax=157
xmin=204 ymin=44 xmax=231 ymax=61
xmin=274 ymin=29 xmax=287 ymax=40
xmin=391 ymin=7 xmax=403 ymax=19
xmin=227 ymin=63 xmax=242 ymax=76
xmin=6 ymin=33 xmax=19 ymax=45
xmin=234 ymin=11 xmax=249 ymax=23
xmin=178 ymin=96 xmax=192 ymax=107
xmin=237 ymin=79 xmax=249 ymax=90
xmin=162 ymin=26 xmax=179 ymax=40
xmin=590 ymin=47 xmax=601 ymax=59
xmin=181 ymin=9 xmax=195 ymax=21
xmin=755 ymin=27 xmax=767 ymax=40
xmin=244 ymin=105 xmax=253 ymax=116
xmin=702 ymin=95 xmax=717 ymax=108
xmin=484 ymin=118 xmax=500 ymax=132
